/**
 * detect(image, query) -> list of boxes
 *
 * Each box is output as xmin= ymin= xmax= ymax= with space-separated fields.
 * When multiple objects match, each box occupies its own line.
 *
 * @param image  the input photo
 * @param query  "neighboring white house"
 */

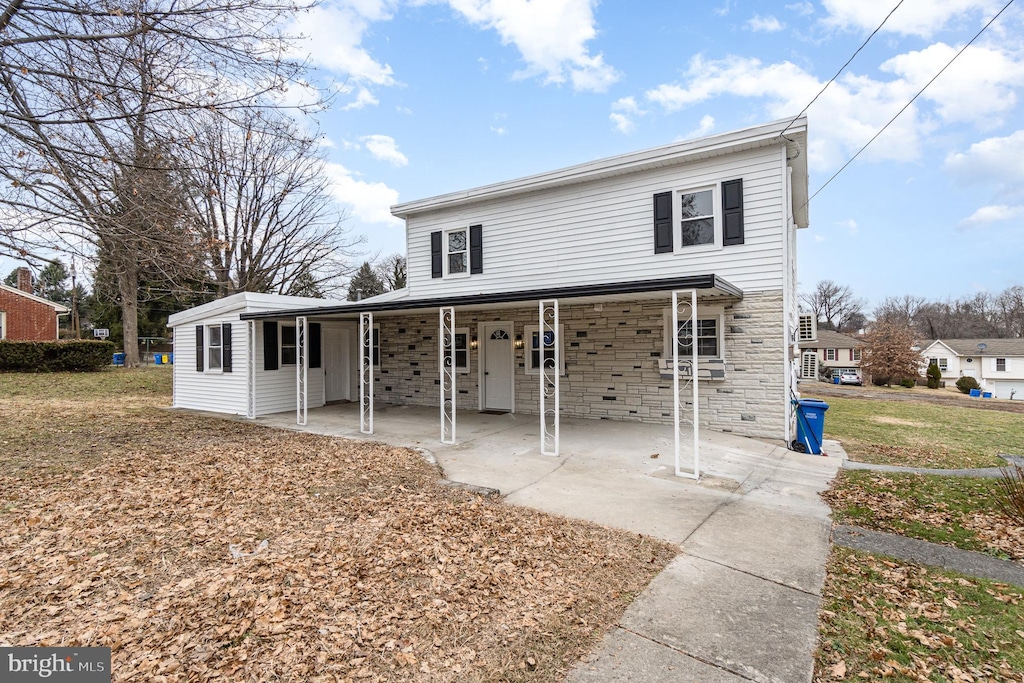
xmin=168 ymin=117 xmax=811 ymax=453
xmin=919 ymin=339 xmax=1024 ymax=399
xmin=798 ymin=329 xmax=864 ymax=381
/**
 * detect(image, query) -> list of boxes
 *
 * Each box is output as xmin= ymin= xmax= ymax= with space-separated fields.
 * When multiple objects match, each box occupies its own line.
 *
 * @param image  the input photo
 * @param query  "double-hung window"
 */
xmin=197 ymin=323 xmax=231 ymax=373
xmin=825 ymin=348 xmax=837 ymax=362
xmin=281 ymin=325 xmax=297 ymax=366
xmin=207 ymin=325 xmax=223 ymax=370
xmin=453 ymin=328 xmax=469 ymax=373
xmin=928 ymin=357 xmax=948 ymax=372
xmin=446 ymin=228 xmax=468 ymax=276
xmin=678 ymin=188 xmax=715 ymax=248
xmin=996 ymin=358 xmax=1007 ymax=372
xmin=524 ymin=324 xmax=565 ymax=375
xmin=662 ymin=309 xmax=724 ymax=361
xmin=851 ymin=348 xmax=862 ymax=362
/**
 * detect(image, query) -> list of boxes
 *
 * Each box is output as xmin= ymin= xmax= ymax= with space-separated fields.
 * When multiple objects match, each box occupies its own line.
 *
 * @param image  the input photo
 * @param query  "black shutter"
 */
xmin=469 ymin=224 xmax=483 ymax=274
xmin=195 ymin=325 xmax=204 ymax=372
xmin=653 ymin=192 xmax=673 ymax=253
xmin=722 ymin=178 xmax=744 ymax=246
xmin=309 ymin=323 xmax=322 ymax=369
xmin=430 ymin=231 xmax=442 ymax=278
xmin=222 ymin=323 xmax=232 ymax=373
xmin=263 ymin=321 xmax=279 ymax=371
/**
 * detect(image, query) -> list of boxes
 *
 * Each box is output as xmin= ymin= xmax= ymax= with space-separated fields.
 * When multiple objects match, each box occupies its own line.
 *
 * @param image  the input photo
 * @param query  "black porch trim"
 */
xmin=240 ymin=274 xmax=742 ymax=321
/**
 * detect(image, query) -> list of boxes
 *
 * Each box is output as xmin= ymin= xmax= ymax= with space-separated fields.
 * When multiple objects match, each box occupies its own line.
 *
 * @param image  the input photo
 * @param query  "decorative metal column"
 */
xmin=439 ymin=307 xmax=456 ymax=444
xmin=539 ymin=299 xmax=560 ymax=456
xmin=246 ymin=320 xmax=256 ymax=419
xmin=296 ymin=316 xmax=308 ymax=426
xmin=672 ymin=290 xmax=700 ymax=480
xmin=359 ymin=312 xmax=374 ymax=434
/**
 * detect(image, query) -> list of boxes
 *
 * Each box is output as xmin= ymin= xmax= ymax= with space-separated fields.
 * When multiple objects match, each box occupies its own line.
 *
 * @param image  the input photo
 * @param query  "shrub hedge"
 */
xmin=0 ymin=340 xmax=116 ymax=372
xmin=955 ymin=375 xmax=981 ymax=394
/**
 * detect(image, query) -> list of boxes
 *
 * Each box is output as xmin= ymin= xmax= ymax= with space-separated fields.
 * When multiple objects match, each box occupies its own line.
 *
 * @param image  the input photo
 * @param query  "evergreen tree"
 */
xmin=347 ymin=262 xmax=384 ymax=301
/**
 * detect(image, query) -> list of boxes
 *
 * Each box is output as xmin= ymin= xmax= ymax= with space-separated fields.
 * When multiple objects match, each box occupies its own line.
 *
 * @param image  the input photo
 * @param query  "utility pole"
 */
xmin=70 ymin=258 xmax=81 ymax=339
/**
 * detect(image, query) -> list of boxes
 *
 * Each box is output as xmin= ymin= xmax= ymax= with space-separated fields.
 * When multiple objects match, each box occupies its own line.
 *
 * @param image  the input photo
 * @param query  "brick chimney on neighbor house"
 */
xmin=16 ymin=267 xmax=32 ymax=294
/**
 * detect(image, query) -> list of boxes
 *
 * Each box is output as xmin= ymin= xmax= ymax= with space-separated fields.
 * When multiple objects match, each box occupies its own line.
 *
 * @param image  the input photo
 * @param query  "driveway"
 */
xmin=257 ymin=404 xmax=843 ymax=681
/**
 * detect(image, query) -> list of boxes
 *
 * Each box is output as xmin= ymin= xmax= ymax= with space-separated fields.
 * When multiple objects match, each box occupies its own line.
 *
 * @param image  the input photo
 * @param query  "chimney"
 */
xmin=16 ymin=267 xmax=32 ymax=294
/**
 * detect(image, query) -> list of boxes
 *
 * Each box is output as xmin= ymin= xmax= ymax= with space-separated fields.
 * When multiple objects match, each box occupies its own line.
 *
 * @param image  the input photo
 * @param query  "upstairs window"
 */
xmin=447 ymin=228 xmax=467 ymax=275
xmin=678 ymin=188 xmax=715 ymax=247
xmin=996 ymin=358 xmax=1007 ymax=372
xmin=851 ymin=348 xmax=862 ymax=362
xmin=432 ymin=225 xmax=483 ymax=278
xmin=825 ymin=348 xmax=837 ymax=362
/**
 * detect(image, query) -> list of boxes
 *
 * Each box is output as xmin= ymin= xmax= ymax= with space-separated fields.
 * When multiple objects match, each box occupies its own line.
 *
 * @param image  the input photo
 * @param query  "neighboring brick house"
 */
xmin=798 ymin=329 xmax=864 ymax=381
xmin=0 ymin=268 xmax=69 ymax=341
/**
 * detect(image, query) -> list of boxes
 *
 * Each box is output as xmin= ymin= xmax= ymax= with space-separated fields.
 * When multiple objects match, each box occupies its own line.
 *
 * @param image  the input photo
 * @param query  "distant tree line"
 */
xmin=802 ymin=280 xmax=1024 ymax=339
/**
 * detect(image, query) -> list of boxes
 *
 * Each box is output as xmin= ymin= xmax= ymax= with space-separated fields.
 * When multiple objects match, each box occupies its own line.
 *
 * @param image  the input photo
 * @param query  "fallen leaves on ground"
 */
xmin=0 ymin=379 xmax=677 ymax=682
xmin=815 ymin=547 xmax=1024 ymax=682
xmin=824 ymin=471 xmax=1024 ymax=562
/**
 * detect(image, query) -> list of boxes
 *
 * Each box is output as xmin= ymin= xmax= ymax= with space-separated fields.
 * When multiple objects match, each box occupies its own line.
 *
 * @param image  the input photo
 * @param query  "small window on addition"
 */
xmin=207 ymin=325 xmax=222 ymax=370
xmin=281 ymin=325 xmax=297 ymax=366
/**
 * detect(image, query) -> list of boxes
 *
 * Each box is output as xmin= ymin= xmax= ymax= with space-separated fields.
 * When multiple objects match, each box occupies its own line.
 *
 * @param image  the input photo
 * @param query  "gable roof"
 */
xmin=391 ymin=116 xmax=809 ymax=228
xmin=810 ymin=329 xmax=863 ymax=348
xmin=0 ymin=283 xmax=69 ymax=312
xmin=921 ymin=338 xmax=1024 ymax=357
xmin=167 ymin=292 xmax=345 ymax=328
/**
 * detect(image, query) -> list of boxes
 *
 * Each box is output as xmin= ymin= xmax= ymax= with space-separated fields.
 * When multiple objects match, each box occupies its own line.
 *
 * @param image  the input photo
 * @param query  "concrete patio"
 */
xmin=255 ymin=403 xmax=843 ymax=681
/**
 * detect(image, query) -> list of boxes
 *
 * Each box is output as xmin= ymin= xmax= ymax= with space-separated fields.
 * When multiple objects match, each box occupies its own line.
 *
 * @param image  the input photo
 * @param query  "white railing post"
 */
xmin=540 ymin=299 xmax=559 ymax=456
xmin=359 ymin=312 xmax=374 ymax=434
xmin=296 ymin=316 xmax=307 ymax=426
xmin=673 ymin=290 xmax=700 ymax=480
xmin=439 ymin=307 xmax=456 ymax=444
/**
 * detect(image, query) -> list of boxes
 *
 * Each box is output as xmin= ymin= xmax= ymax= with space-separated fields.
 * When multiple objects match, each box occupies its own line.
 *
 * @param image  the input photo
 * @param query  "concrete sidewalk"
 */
xmin=256 ymin=405 xmax=842 ymax=682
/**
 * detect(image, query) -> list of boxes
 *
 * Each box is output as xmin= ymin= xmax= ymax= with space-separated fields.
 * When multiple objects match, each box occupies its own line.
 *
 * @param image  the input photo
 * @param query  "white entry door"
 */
xmin=482 ymin=323 xmax=513 ymax=411
xmin=324 ymin=327 xmax=351 ymax=402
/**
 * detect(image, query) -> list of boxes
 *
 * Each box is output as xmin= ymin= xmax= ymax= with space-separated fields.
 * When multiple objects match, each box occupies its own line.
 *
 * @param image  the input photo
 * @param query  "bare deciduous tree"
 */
xmin=800 ymin=280 xmax=866 ymax=332
xmin=0 ymin=0 xmax=320 ymax=366
xmin=375 ymin=254 xmax=407 ymax=291
xmin=186 ymin=111 xmax=358 ymax=297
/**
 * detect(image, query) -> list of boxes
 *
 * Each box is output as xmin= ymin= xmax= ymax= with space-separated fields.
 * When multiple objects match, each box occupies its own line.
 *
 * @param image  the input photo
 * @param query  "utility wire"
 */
xmin=806 ymin=0 xmax=1015 ymax=206
xmin=780 ymin=0 xmax=906 ymax=138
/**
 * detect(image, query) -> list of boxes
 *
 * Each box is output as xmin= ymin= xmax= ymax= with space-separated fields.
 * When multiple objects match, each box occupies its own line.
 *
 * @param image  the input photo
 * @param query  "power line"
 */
xmin=807 ymin=0 xmax=1016 ymax=205
xmin=780 ymin=0 xmax=906 ymax=138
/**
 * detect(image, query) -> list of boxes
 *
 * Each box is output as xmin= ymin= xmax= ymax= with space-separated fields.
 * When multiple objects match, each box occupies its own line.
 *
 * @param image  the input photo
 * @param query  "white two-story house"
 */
xmin=919 ymin=339 xmax=1024 ymax=398
xmin=168 ymin=117 xmax=811 ymax=460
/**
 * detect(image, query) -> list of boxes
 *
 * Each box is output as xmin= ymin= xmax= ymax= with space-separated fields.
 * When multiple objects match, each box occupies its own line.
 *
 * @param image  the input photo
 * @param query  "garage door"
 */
xmin=991 ymin=380 xmax=1024 ymax=400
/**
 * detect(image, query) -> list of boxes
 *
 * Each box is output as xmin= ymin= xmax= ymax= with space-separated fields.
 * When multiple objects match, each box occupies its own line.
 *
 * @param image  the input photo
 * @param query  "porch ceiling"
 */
xmin=241 ymin=274 xmax=742 ymax=321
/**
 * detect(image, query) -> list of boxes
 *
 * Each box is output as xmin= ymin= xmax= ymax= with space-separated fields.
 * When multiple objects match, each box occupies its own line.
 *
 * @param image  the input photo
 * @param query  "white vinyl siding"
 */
xmin=404 ymin=146 xmax=786 ymax=298
xmin=172 ymin=315 xmax=325 ymax=417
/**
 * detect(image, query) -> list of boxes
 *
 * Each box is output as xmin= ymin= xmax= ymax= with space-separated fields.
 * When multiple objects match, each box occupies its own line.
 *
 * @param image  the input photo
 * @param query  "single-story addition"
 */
xmin=168 ymin=116 xmax=811 ymax=476
xmin=919 ymin=338 xmax=1024 ymax=399
xmin=0 ymin=268 xmax=69 ymax=341
xmin=798 ymin=329 xmax=864 ymax=381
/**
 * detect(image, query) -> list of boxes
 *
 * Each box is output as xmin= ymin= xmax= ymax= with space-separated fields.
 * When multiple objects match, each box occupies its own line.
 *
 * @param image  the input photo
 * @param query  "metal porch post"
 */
xmin=439 ymin=307 xmax=456 ymax=444
xmin=540 ymin=299 xmax=559 ymax=456
xmin=673 ymin=290 xmax=700 ymax=480
xmin=296 ymin=316 xmax=307 ymax=426
xmin=359 ymin=312 xmax=374 ymax=434
xmin=246 ymin=320 xmax=256 ymax=419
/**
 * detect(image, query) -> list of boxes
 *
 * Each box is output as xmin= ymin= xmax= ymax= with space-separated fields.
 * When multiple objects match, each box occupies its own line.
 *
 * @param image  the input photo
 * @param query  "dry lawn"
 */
xmin=0 ymin=369 xmax=677 ymax=682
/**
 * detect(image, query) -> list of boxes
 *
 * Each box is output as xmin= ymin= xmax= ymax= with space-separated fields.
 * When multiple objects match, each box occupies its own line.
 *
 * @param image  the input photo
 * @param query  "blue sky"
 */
xmin=6 ymin=1 xmax=1021 ymax=313
xmin=291 ymin=0 xmax=1024 ymax=311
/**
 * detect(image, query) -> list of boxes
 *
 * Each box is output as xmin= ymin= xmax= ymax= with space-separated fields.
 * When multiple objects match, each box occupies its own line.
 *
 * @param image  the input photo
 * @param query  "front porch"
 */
xmin=253 ymin=402 xmax=807 ymax=542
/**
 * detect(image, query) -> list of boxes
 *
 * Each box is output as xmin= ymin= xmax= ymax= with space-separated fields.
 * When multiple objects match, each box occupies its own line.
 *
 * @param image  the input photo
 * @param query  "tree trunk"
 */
xmin=118 ymin=261 xmax=140 ymax=368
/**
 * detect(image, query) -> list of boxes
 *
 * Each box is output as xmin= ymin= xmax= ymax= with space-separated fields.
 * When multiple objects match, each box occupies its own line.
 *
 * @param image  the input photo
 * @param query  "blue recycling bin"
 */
xmin=969 ymin=388 xmax=981 ymax=397
xmin=795 ymin=399 xmax=829 ymax=455
xmin=154 ymin=354 xmax=163 ymax=365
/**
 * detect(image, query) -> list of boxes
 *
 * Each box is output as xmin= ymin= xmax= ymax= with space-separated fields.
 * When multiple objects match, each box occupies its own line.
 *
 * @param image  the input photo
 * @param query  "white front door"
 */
xmin=324 ymin=327 xmax=351 ymax=402
xmin=482 ymin=323 xmax=513 ymax=411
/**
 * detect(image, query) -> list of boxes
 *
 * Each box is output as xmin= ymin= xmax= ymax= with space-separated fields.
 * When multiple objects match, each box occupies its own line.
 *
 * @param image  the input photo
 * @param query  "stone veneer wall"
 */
xmin=373 ymin=290 xmax=786 ymax=440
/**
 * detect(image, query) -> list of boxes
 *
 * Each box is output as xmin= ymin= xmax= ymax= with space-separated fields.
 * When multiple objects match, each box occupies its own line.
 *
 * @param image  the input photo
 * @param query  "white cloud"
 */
xmin=684 ymin=114 xmax=716 ymax=139
xmin=813 ymin=234 xmax=827 ymax=242
xmin=445 ymin=0 xmax=620 ymax=92
xmin=945 ymin=130 xmax=1024 ymax=184
xmin=490 ymin=125 xmax=508 ymax=135
xmin=360 ymin=135 xmax=409 ymax=166
xmin=786 ymin=2 xmax=815 ymax=17
xmin=821 ymin=0 xmax=1002 ymax=38
xmin=835 ymin=218 xmax=859 ymax=236
xmin=643 ymin=44 xmax=1024 ymax=171
xmin=288 ymin=1 xmax=398 ymax=107
xmin=342 ymin=87 xmax=380 ymax=111
xmin=714 ymin=0 xmax=733 ymax=17
xmin=324 ymin=162 xmax=402 ymax=225
xmin=960 ymin=204 xmax=1024 ymax=227
xmin=609 ymin=96 xmax=644 ymax=134
xmin=746 ymin=15 xmax=785 ymax=32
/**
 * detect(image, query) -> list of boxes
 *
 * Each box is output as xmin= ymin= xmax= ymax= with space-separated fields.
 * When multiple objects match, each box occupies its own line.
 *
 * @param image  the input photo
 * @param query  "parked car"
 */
xmin=839 ymin=370 xmax=862 ymax=386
